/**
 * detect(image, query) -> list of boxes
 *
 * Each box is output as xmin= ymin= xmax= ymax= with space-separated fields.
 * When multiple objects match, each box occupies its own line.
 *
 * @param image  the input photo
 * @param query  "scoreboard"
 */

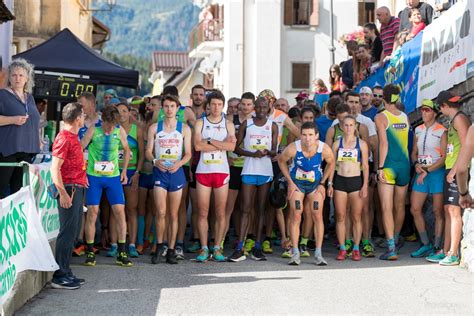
xmin=34 ymin=74 xmax=98 ymax=101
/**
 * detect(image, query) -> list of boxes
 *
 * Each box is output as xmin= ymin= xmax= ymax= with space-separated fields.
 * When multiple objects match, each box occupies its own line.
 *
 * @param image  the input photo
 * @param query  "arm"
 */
xmin=284 ymin=116 xmax=300 ymax=138
xmin=411 ymin=134 xmax=419 ymax=168
xmin=51 ymin=156 xmax=72 ymax=209
xmin=209 ymin=121 xmax=236 ymax=151
xmin=287 ymin=122 xmax=301 ymax=144
xmin=450 ymin=115 xmax=471 ymax=174
xmin=194 ymin=119 xmax=219 ymax=152
xmin=136 ymin=126 xmax=145 ymax=173
xmin=185 ymin=107 xmax=197 ymax=129
xmin=327 ymin=141 xmax=339 ymax=197
xmin=234 ymin=120 xmax=257 ymax=158
xmin=325 ymin=126 xmax=335 ymax=149
xmin=320 ymin=143 xmax=335 ymax=185
xmin=119 ymin=127 xmax=131 ymax=183
xmin=80 ymin=126 xmax=95 ymax=149
xmin=369 ymin=134 xmax=379 ymax=172
xmin=359 ymin=124 xmax=369 ymax=144
xmin=457 ymin=126 xmax=474 ymax=207
xmin=269 ymin=122 xmax=278 ymax=157
xmin=145 ymin=123 xmax=157 ymax=162
xmin=360 ymin=140 xmax=370 ymax=198
xmin=0 ymin=115 xmax=28 ymax=126
xmin=278 ymin=143 xmax=297 ymax=185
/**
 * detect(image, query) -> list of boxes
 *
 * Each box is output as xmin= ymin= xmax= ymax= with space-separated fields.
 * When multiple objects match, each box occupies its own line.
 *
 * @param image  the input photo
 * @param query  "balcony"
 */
xmin=189 ymin=19 xmax=224 ymax=58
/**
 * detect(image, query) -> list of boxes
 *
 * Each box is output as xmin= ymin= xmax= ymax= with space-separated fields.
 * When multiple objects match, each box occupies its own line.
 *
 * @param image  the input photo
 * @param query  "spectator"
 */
xmin=103 ymin=89 xmax=118 ymax=108
xmin=50 ymin=102 xmax=87 ymax=290
xmin=434 ymin=0 xmax=455 ymax=17
xmin=295 ymin=90 xmax=310 ymax=109
xmin=0 ymin=58 xmax=40 ymax=198
xmin=372 ymin=85 xmax=384 ymax=111
xmin=227 ymin=97 xmax=240 ymax=116
xmin=364 ymin=22 xmax=383 ymax=63
xmin=406 ymin=8 xmax=426 ymax=40
xmin=341 ymin=40 xmax=358 ymax=89
xmin=312 ymin=78 xmax=329 ymax=95
xmin=303 ymin=99 xmax=322 ymax=119
xmin=315 ymin=96 xmax=340 ymax=142
xmin=353 ymin=44 xmax=372 ymax=87
xmin=376 ymin=6 xmax=400 ymax=62
xmin=35 ymin=97 xmax=48 ymax=136
xmin=398 ymin=0 xmax=433 ymax=32
xmin=274 ymin=98 xmax=290 ymax=113
xmin=329 ymin=64 xmax=344 ymax=92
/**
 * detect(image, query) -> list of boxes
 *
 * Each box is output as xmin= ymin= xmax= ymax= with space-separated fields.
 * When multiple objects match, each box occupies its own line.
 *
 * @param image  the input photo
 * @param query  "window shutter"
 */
xmin=309 ymin=0 xmax=319 ymax=26
xmin=292 ymin=63 xmax=310 ymax=89
xmin=284 ymin=0 xmax=294 ymax=25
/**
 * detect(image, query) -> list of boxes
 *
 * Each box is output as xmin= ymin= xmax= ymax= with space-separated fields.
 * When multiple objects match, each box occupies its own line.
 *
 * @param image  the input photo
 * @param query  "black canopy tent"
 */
xmin=13 ymin=28 xmax=139 ymax=88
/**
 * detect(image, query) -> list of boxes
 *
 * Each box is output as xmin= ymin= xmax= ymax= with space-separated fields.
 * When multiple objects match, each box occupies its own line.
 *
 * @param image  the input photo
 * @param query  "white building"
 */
xmin=190 ymin=0 xmax=407 ymax=103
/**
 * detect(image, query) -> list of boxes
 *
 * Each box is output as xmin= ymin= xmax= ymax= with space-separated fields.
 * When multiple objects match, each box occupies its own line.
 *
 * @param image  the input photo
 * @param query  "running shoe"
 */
xmin=251 ymin=248 xmax=267 ymax=261
xmin=299 ymin=244 xmax=310 ymax=257
xmin=151 ymin=246 xmax=165 ymax=264
xmin=426 ymin=249 xmax=445 ymax=263
xmin=229 ymin=249 xmax=246 ymax=262
xmin=196 ymin=248 xmax=210 ymax=262
xmin=136 ymin=244 xmax=144 ymax=255
xmin=129 ymin=245 xmax=139 ymax=258
xmin=107 ymin=244 xmax=118 ymax=257
xmin=262 ymin=240 xmax=273 ymax=254
xmin=314 ymin=255 xmax=328 ymax=266
xmin=336 ymin=250 xmax=347 ymax=261
xmin=51 ymin=277 xmax=80 ymax=290
xmin=288 ymin=251 xmax=301 ymax=265
xmin=362 ymin=242 xmax=375 ymax=258
xmin=243 ymin=238 xmax=255 ymax=253
xmin=405 ymin=233 xmax=418 ymax=242
xmin=66 ymin=275 xmax=85 ymax=285
xmin=162 ymin=245 xmax=168 ymax=257
xmin=439 ymin=254 xmax=460 ymax=266
xmin=166 ymin=249 xmax=178 ymax=264
xmin=396 ymin=236 xmax=405 ymax=252
xmin=116 ymin=252 xmax=133 ymax=267
xmin=345 ymin=240 xmax=354 ymax=257
xmin=175 ymin=246 xmax=185 ymax=260
xmin=187 ymin=241 xmax=201 ymax=253
xmin=281 ymin=250 xmax=292 ymax=258
xmin=212 ymin=247 xmax=226 ymax=262
xmin=379 ymin=250 xmax=398 ymax=261
xmin=83 ymin=252 xmax=96 ymax=266
xmin=72 ymin=244 xmax=86 ymax=257
xmin=271 ymin=230 xmax=278 ymax=240
xmin=410 ymin=244 xmax=434 ymax=258
xmin=352 ymin=250 xmax=362 ymax=261
xmin=150 ymin=244 xmax=157 ymax=256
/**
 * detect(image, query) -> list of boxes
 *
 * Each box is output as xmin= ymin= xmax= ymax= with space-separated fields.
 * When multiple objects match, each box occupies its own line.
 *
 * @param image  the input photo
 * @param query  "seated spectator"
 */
xmin=329 ymin=64 xmax=344 ymax=92
xmin=398 ymin=0 xmax=433 ymax=32
xmin=364 ymin=22 xmax=383 ymax=63
xmin=312 ymin=78 xmax=329 ymax=95
xmin=353 ymin=44 xmax=372 ymax=87
xmin=406 ymin=8 xmax=426 ymax=40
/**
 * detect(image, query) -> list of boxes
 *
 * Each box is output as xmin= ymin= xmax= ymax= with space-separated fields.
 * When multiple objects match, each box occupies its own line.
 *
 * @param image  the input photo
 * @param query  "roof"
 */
xmin=92 ymin=17 xmax=110 ymax=50
xmin=168 ymin=58 xmax=201 ymax=86
xmin=0 ymin=0 xmax=15 ymax=24
xmin=152 ymin=51 xmax=192 ymax=73
xmin=14 ymin=28 xmax=139 ymax=88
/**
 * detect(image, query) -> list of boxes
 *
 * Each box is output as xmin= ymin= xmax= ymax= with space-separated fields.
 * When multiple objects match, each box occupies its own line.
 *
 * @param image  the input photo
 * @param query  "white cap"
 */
xmin=359 ymin=86 xmax=373 ymax=95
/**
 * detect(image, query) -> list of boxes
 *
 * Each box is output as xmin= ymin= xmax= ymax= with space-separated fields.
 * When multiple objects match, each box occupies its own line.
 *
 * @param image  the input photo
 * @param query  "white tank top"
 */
xmin=154 ymin=121 xmax=183 ymax=162
xmin=269 ymin=109 xmax=287 ymax=146
xmin=196 ymin=115 xmax=230 ymax=174
xmin=415 ymin=122 xmax=446 ymax=166
xmin=242 ymin=118 xmax=274 ymax=177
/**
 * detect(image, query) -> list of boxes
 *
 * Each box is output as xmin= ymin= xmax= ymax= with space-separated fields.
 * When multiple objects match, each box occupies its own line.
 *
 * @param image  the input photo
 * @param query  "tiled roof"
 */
xmin=152 ymin=51 xmax=192 ymax=73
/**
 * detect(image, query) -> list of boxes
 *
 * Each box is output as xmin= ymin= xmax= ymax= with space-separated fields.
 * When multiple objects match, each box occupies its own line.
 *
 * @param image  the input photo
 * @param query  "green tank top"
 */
xmin=118 ymin=123 xmax=138 ymax=170
xmin=87 ymin=126 xmax=121 ymax=177
xmin=446 ymin=111 xmax=467 ymax=169
xmin=382 ymin=110 xmax=409 ymax=167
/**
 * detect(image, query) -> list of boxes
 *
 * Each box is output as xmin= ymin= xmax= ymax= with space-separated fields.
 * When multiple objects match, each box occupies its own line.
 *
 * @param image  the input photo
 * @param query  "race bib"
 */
xmin=337 ymin=148 xmax=358 ymax=162
xmin=94 ymin=161 xmax=115 ymax=175
xmin=203 ymin=151 xmax=224 ymax=164
xmin=295 ymin=168 xmax=315 ymax=182
xmin=249 ymin=135 xmax=269 ymax=151
xmin=118 ymin=150 xmax=133 ymax=161
xmin=159 ymin=147 xmax=179 ymax=160
xmin=447 ymin=144 xmax=454 ymax=157
xmin=417 ymin=155 xmax=433 ymax=166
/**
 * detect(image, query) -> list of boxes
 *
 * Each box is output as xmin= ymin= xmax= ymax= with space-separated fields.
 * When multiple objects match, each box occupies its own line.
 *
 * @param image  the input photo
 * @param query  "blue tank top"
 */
xmin=289 ymin=140 xmax=324 ymax=183
xmin=336 ymin=137 xmax=361 ymax=163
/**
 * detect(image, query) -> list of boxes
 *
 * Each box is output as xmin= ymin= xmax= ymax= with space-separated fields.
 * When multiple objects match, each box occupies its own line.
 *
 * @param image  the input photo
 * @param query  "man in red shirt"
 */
xmin=51 ymin=102 xmax=87 ymax=290
xmin=376 ymin=6 xmax=400 ymax=62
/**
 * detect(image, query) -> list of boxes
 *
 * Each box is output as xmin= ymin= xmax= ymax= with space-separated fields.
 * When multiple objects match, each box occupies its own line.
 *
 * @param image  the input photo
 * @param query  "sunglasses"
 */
xmin=373 ymin=94 xmax=383 ymax=98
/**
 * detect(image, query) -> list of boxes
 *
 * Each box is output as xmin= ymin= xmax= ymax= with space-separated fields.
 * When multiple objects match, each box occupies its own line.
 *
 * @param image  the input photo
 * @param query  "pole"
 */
xmin=329 ymin=0 xmax=336 ymax=65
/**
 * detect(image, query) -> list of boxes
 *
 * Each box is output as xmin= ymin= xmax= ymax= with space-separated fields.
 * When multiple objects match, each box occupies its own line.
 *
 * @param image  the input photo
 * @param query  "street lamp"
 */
xmin=81 ymin=0 xmax=117 ymax=12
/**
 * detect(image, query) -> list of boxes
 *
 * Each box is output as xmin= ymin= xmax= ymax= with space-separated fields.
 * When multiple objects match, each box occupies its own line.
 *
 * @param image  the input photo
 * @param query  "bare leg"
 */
xmin=334 ymin=190 xmax=348 ymax=247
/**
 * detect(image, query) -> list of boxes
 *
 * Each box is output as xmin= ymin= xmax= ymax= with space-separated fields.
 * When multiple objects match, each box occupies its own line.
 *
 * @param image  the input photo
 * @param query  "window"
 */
xmin=358 ymin=1 xmax=376 ymax=26
xmin=284 ymin=0 xmax=319 ymax=26
xmin=292 ymin=63 xmax=310 ymax=89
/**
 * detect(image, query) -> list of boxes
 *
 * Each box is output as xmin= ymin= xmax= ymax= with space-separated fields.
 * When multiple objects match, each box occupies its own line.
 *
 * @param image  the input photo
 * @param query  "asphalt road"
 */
xmin=17 ymin=241 xmax=472 ymax=315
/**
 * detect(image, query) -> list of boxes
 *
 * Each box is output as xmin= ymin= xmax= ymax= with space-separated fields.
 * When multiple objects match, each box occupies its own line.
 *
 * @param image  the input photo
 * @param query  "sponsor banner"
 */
xmin=29 ymin=162 xmax=60 ymax=240
xmin=417 ymin=1 xmax=473 ymax=103
xmin=0 ymin=187 xmax=59 ymax=307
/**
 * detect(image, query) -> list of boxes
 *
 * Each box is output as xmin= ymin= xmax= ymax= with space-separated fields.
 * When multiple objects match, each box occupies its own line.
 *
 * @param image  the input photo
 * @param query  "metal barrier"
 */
xmin=0 ymin=162 xmax=30 ymax=188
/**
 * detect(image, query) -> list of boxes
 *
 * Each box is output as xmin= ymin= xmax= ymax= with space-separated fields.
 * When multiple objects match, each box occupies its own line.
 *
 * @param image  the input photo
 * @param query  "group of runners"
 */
xmin=72 ymin=83 xmax=470 ymax=267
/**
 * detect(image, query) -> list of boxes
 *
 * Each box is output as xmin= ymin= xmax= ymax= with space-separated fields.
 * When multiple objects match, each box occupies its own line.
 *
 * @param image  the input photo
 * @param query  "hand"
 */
xmin=416 ymin=172 xmax=427 ymax=185
xmin=447 ymin=169 xmax=456 ymax=183
xmin=287 ymin=181 xmax=300 ymax=200
xmin=59 ymin=191 xmax=72 ymax=209
xmin=327 ymin=185 xmax=334 ymax=198
xmin=253 ymin=150 xmax=265 ymax=158
xmin=360 ymin=184 xmax=368 ymax=199
xmin=155 ymin=160 xmax=168 ymax=173
xmin=131 ymin=172 xmax=139 ymax=191
xmin=369 ymin=173 xmax=378 ymax=187
xmin=316 ymin=184 xmax=326 ymax=200
xmin=415 ymin=163 xmax=424 ymax=174
xmin=272 ymin=154 xmax=280 ymax=162
xmin=459 ymin=193 xmax=474 ymax=209
xmin=12 ymin=115 xmax=28 ymax=126
xmin=168 ymin=163 xmax=180 ymax=174
xmin=377 ymin=169 xmax=387 ymax=183
xmin=121 ymin=170 xmax=128 ymax=185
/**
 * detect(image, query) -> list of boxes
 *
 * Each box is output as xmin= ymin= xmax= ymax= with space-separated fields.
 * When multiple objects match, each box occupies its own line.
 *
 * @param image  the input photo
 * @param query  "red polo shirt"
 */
xmin=52 ymin=129 xmax=87 ymax=186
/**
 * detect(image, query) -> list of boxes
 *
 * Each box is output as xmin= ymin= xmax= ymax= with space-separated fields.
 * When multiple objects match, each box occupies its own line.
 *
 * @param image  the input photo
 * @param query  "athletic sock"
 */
xmin=434 ymin=236 xmax=442 ymax=249
xmin=419 ymin=231 xmax=429 ymax=246
xmin=353 ymin=244 xmax=360 ymax=251
xmin=118 ymin=241 xmax=126 ymax=253
xmin=254 ymin=241 xmax=262 ymax=250
xmin=314 ymin=248 xmax=322 ymax=257
xmin=237 ymin=241 xmax=244 ymax=251
xmin=129 ymin=243 xmax=135 ymax=247
xmin=387 ymin=238 xmax=395 ymax=251
xmin=300 ymin=237 xmax=309 ymax=246
xmin=340 ymin=244 xmax=346 ymax=251
xmin=137 ymin=215 xmax=145 ymax=245
xmin=86 ymin=241 xmax=94 ymax=252
xmin=202 ymin=246 xmax=209 ymax=251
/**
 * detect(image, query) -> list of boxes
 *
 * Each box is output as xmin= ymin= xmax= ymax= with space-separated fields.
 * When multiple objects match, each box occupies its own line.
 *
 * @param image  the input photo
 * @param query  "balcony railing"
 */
xmin=189 ymin=19 xmax=223 ymax=51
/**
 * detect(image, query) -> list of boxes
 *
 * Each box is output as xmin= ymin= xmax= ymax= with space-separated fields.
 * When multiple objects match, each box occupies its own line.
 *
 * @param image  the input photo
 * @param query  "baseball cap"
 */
xmin=104 ymin=89 xmax=118 ymax=98
xmin=436 ymin=90 xmax=461 ymax=106
xmin=295 ymin=90 xmax=310 ymax=100
xmin=109 ymin=97 xmax=121 ymax=105
xmin=420 ymin=99 xmax=438 ymax=112
xmin=359 ymin=86 xmax=372 ymax=95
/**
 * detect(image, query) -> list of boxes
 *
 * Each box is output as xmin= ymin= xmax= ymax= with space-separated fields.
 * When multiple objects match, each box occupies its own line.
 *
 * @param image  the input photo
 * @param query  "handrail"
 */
xmin=189 ymin=19 xmax=224 ymax=51
xmin=0 ymin=161 xmax=31 ymax=187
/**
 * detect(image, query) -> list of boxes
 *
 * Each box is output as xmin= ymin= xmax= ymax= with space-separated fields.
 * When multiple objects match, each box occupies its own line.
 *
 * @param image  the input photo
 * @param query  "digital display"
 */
xmin=34 ymin=74 xmax=98 ymax=101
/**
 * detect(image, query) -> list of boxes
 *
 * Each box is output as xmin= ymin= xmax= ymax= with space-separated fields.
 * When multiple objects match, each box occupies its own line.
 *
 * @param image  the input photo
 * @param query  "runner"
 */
xmin=146 ymin=95 xmax=192 ymax=264
xmin=328 ymin=115 xmax=369 ymax=261
xmin=410 ymin=99 xmax=446 ymax=258
xmin=375 ymin=84 xmax=410 ymax=260
xmin=116 ymin=103 xmax=144 ymax=258
xmin=427 ymin=91 xmax=471 ymax=265
xmin=80 ymin=105 xmax=132 ymax=267
xmin=278 ymin=122 xmax=335 ymax=265
xmin=326 ymin=103 xmax=369 ymax=148
xmin=229 ymin=97 xmax=278 ymax=262
xmin=224 ymin=92 xmax=255 ymax=243
xmin=194 ymin=91 xmax=236 ymax=262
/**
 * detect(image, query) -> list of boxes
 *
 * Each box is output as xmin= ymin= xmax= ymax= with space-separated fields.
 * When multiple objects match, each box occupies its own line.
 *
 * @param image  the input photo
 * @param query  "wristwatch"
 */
xmin=207 ymin=137 xmax=211 ymax=145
